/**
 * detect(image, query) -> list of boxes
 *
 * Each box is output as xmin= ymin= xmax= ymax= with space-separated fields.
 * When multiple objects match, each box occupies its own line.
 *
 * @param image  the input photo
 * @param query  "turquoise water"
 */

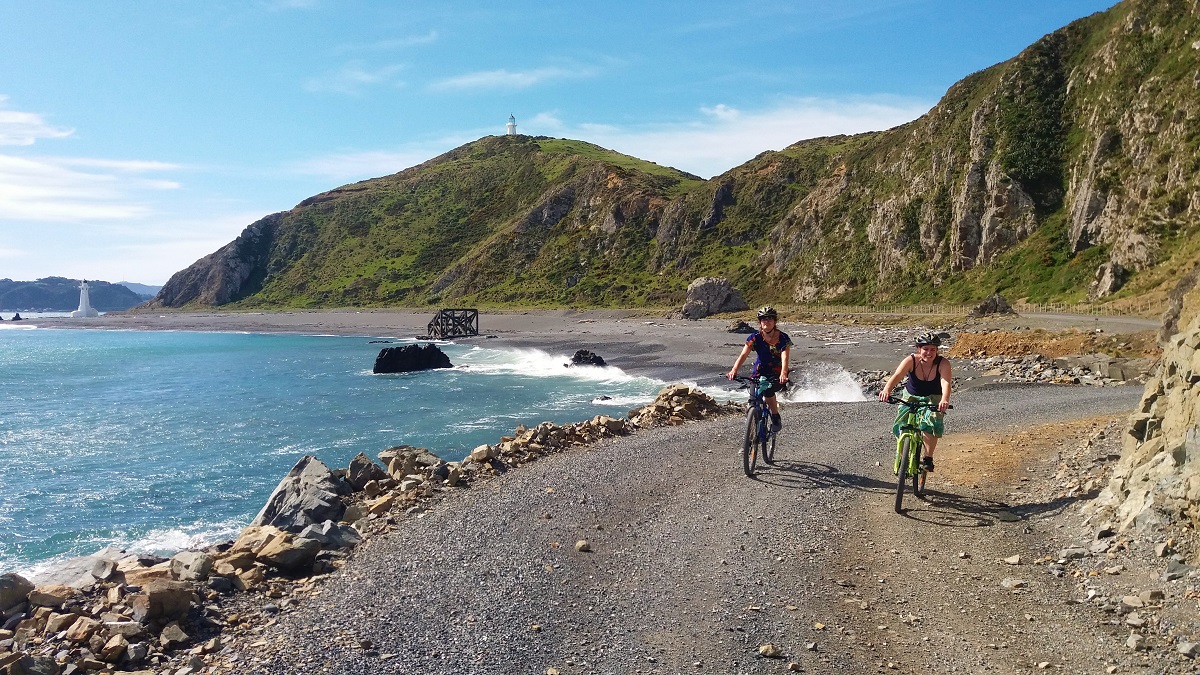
xmin=0 ymin=327 xmax=667 ymax=575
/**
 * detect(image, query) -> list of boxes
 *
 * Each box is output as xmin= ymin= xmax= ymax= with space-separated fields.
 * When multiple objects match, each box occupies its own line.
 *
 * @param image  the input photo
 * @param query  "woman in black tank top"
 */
xmin=877 ymin=332 xmax=953 ymax=471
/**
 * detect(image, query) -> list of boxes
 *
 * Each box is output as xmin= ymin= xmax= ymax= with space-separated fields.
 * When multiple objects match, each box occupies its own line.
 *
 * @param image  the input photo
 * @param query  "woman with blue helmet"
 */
xmin=726 ymin=306 xmax=792 ymax=432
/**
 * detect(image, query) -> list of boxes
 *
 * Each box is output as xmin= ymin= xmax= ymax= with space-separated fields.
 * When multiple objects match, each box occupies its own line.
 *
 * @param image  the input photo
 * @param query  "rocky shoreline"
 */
xmin=0 ymin=385 xmax=735 ymax=675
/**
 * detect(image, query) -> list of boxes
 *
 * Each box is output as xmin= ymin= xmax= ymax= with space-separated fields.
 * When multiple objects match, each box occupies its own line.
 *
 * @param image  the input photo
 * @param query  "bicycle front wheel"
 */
xmin=894 ymin=437 xmax=912 ymax=513
xmin=742 ymin=407 xmax=760 ymax=477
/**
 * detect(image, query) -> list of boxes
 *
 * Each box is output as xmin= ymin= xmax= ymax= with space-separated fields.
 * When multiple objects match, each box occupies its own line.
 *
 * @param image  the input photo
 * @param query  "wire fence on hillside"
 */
xmin=793 ymin=300 xmax=1160 ymax=318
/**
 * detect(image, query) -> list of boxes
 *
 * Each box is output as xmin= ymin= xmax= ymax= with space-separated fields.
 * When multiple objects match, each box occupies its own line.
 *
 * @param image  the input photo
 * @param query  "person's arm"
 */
xmin=877 ymin=359 xmax=911 ymax=401
xmin=778 ymin=345 xmax=791 ymax=384
xmin=727 ymin=342 xmax=753 ymax=380
xmin=938 ymin=359 xmax=953 ymax=412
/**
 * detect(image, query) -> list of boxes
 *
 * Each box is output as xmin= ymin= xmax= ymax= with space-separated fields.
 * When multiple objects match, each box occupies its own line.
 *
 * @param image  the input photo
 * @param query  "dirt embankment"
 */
xmin=949 ymin=329 xmax=1161 ymax=360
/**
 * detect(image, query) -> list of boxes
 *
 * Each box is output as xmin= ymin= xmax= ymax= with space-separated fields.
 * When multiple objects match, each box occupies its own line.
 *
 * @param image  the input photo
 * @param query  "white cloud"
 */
xmin=0 ymin=96 xmax=74 ymax=146
xmin=541 ymin=96 xmax=934 ymax=178
xmin=0 ymin=154 xmax=180 ymax=222
xmin=303 ymin=62 xmax=406 ymax=95
xmin=431 ymin=65 xmax=598 ymax=92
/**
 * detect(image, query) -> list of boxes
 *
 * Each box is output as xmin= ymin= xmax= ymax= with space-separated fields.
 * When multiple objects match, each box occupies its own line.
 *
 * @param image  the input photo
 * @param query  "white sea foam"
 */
xmin=124 ymin=519 xmax=247 ymax=555
xmin=782 ymin=362 xmax=869 ymax=403
xmin=455 ymin=346 xmax=662 ymax=387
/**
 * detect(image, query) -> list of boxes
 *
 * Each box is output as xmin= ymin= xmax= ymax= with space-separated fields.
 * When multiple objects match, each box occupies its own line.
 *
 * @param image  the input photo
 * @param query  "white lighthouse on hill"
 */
xmin=70 ymin=280 xmax=100 ymax=318
xmin=506 ymin=114 xmax=517 ymax=135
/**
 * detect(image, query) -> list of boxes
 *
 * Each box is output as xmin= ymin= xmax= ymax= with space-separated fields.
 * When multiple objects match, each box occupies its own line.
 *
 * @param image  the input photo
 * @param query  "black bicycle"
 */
xmin=884 ymin=396 xmax=952 ymax=513
xmin=733 ymin=376 xmax=778 ymax=476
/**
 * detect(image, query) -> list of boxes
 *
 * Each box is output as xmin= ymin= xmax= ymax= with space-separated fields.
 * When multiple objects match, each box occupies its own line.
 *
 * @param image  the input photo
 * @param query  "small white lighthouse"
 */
xmin=70 ymin=279 xmax=100 ymax=318
xmin=506 ymin=114 xmax=517 ymax=136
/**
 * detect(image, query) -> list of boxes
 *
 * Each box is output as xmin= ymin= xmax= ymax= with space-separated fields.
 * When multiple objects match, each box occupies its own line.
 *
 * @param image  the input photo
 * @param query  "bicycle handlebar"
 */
xmin=884 ymin=395 xmax=953 ymax=410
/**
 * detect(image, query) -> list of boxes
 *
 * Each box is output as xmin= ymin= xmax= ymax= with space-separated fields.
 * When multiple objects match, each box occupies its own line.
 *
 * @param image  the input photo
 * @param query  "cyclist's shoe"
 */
xmin=770 ymin=414 xmax=782 ymax=433
xmin=922 ymin=456 xmax=935 ymax=473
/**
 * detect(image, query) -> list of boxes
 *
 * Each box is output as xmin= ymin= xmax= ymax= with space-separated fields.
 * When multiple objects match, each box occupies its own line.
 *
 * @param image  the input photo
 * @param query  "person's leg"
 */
xmin=765 ymin=393 xmax=782 ymax=431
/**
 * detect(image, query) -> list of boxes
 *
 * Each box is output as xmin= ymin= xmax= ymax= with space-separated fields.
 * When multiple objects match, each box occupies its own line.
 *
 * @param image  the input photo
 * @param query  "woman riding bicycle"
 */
xmin=726 ymin=306 xmax=792 ymax=432
xmin=877 ymin=332 xmax=952 ymax=471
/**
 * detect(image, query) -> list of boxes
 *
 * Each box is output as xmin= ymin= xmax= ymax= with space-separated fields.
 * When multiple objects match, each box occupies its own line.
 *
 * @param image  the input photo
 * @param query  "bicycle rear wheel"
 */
xmin=913 ymin=444 xmax=926 ymax=499
xmin=742 ymin=407 xmax=760 ymax=477
xmin=894 ymin=437 xmax=912 ymax=513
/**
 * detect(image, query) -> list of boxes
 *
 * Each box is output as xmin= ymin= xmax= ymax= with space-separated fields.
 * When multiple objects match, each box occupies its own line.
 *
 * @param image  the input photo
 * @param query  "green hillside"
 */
xmin=152 ymin=0 xmax=1200 ymax=314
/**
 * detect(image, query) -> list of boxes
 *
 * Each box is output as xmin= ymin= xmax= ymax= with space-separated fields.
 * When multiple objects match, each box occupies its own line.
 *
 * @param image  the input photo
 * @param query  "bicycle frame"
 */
xmin=885 ymin=395 xmax=948 ymax=512
xmin=734 ymin=376 xmax=777 ymax=476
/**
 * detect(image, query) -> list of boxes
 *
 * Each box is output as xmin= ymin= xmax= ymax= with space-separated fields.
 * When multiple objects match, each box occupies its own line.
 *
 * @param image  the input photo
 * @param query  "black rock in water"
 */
xmin=373 ymin=343 xmax=453 ymax=374
xmin=569 ymin=349 xmax=607 ymax=367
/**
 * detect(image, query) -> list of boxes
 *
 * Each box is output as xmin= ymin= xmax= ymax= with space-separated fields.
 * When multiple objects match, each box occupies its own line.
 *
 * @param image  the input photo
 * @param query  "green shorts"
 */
xmin=893 ymin=393 xmax=945 ymax=438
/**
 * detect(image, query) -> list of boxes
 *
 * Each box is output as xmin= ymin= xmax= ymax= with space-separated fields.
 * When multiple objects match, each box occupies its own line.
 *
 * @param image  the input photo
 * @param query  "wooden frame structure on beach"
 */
xmin=427 ymin=308 xmax=479 ymax=339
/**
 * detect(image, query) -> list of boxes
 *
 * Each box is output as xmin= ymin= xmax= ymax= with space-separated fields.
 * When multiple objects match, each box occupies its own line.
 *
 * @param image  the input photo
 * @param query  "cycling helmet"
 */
xmin=914 ymin=331 xmax=942 ymax=347
xmin=757 ymin=306 xmax=778 ymax=320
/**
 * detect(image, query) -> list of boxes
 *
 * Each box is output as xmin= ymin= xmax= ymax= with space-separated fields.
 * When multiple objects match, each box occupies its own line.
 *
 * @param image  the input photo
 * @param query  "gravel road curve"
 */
xmin=247 ymin=383 xmax=1140 ymax=674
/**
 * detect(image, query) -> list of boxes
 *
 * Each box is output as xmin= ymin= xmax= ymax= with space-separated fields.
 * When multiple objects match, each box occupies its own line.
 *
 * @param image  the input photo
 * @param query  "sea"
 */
xmin=0 ymin=322 xmax=865 ymax=579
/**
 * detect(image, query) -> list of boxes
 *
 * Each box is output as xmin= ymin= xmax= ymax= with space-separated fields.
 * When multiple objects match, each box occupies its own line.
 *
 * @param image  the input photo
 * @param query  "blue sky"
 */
xmin=0 ymin=0 xmax=1119 ymax=285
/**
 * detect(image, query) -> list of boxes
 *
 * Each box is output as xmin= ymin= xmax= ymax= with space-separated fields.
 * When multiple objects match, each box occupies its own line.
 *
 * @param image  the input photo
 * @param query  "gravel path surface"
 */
xmin=238 ymin=383 xmax=1141 ymax=674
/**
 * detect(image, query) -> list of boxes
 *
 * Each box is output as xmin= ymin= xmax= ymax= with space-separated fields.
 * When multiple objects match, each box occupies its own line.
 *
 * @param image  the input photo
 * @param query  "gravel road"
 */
xmin=242 ymin=383 xmax=1141 ymax=674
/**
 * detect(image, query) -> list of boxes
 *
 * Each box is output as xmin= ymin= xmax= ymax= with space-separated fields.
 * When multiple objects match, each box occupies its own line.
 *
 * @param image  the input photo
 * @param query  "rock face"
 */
xmin=147 ymin=213 xmax=280 ymax=308
xmin=680 ymin=277 xmax=750 ymax=320
xmin=373 ymin=343 xmax=453 ymax=374
xmin=1088 ymin=313 xmax=1200 ymax=533
xmin=250 ymin=456 xmax=350 ymax=533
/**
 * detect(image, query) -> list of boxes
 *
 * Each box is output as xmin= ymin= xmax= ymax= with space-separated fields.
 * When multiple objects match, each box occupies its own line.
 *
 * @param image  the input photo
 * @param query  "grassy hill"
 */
xmin=152 ymin=0 xmax=1199 ymax=317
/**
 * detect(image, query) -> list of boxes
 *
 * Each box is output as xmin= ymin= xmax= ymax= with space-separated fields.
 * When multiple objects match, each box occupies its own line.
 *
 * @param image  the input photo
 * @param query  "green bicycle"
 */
xmin=885 ymin=396 xmax=951 ymax=513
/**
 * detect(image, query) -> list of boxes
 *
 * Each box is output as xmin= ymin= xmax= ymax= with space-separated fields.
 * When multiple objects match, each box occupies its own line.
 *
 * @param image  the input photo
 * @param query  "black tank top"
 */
xmin=904 ymin=355 xmax=943 ymax=396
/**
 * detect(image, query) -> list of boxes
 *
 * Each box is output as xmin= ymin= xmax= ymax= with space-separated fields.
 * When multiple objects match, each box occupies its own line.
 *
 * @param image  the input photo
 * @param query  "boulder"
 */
xmin=27 ymin=585 xmax=79 ymax=608
xmin=346 ymin=453 xmax=389 ymax=491
xmin=252 ymin=531 xmax=322 ymax=572
xmin=680 ymin=277 xmax=749 ymax=320
xmin=968 ymin=292 xmax=1017 ymax=317
xmin=0 ymin=573 xmax=33 ymax=612
xmin=251 ymin=455 xmax=349 ymax=533
xmin=297 ymin=521 xmax=362 ymax=550
xmin=169 ymin=551 xmax=214 ymax=582
xmin=128 ymin=580 xmax=194 ymax=622
xmin=568 ymin=349 xmax=607 ymax=367
xmin=373 ymin=343 xmax=453 ymax=374
xmin=727 ymin=320 xmax=755 ymax=334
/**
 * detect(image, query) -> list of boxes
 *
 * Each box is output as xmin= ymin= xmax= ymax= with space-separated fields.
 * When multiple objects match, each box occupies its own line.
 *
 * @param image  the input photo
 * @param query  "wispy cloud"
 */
xmin=0 ymin=96 xmax=74 ymax=146
xmin=0 ymin=154 xmax=181 ymax=222
xmin=335 ymin=31 xmax=439 ymax=53
xmin=303 ymin=62 xmax=406 ymax=95
xmin=431 ymin=65 xmax=599 ymax=92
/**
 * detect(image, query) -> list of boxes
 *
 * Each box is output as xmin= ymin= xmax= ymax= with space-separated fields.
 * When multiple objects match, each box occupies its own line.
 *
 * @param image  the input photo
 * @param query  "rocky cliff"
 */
xmin=151 ymin=0 xmax=1199 ymax=311
xmin=1090 ymin=313 xmax=1200 ymax=534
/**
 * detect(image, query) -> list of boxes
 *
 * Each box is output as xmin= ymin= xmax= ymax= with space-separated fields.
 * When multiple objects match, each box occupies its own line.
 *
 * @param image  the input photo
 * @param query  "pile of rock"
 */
xmin=1 ymin=562 xmax=223 ymax=674
xmin=967 ymin=353 xmax=1144 ymax=386
xmin=463 ymin=385 xmax=737 ymax=473
xmin=627 ymin=383 xmax=737 ymax=427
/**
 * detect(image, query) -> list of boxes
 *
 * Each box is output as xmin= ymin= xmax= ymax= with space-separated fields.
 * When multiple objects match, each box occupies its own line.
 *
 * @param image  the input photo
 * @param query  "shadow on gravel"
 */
xmin=750 ymin=459 xmax=880 ymax=490
xmin=897 ymin=489 xmax=1007 ymax=528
